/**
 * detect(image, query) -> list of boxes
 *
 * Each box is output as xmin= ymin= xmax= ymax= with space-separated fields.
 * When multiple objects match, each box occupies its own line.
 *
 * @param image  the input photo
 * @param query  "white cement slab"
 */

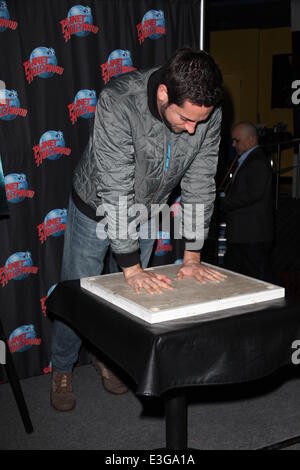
xmin=80 ymin=263 xmax=285 ymax=324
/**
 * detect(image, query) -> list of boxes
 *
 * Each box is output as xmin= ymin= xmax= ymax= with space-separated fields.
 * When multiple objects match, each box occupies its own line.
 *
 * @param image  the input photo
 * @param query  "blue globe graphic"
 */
xmin=44 ymin=209 xmax=67 ymax=237
xmin=155 ymin=231 xmax=172 ymax=257
xmin=0 ymin=1 xmax=10 ymax=33
xmin=5 ymin=252 xmax=33 ymax=281
xmin=40 ymin=130 xmax=65 ymax=161
xmin=158 ymin=230 xmax=171 ymax=241
xmin=67 ymin=5 xmax=93 ymax=37
xmin=107 ymin=49 xmax=133 ymax=76
xmin=0 ymin=89 xmax=20 ymax=121
xmin=142 ymin=10 xmax=165 ymax=40
xmin=9 ymin=325 xmax=37 ymax=353
xmin=4 ymin=173 xmax=28 ymax=203
xmin=74 ymin=89 xmax=96 ymax=119
xmin=47 ymin=284 xmax=57 ymax=298
xmin=30 ymin=47 xmax=57 ymax=79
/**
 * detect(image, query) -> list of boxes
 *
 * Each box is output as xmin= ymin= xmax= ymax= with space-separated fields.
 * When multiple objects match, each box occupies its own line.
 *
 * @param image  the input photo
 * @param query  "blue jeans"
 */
xmin=51 ymin=195 xmax=155 ymax=373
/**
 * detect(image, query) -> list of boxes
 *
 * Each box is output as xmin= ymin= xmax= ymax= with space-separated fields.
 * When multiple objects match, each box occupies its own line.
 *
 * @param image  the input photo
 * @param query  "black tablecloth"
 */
xmin=46 ymin=280 xmax=300 ymax=396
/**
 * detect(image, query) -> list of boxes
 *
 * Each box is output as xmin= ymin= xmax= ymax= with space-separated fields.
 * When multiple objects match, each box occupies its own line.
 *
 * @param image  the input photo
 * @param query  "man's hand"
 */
xmin=177 ymin=251 xmax=227 ymax=284
xmin=123 ymin=264 xmax=173 ymax=295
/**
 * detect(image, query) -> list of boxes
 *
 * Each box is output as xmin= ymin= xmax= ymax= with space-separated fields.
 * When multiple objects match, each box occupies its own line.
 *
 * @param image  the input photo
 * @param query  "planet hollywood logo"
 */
xmin=8 ymin=325 xmax=41 ymax=354
xmin=170 ymin=196 xmax=182 ymax=219
xmin=0 ymin=1 xmax=18 ymax=32
xmin=43 ymin=361 xmax=53 ymax=375
xmin=0 ymin=89 xmax=28 ymax=121
xmin=23 ymin=47 xmax=64 ymax=84
xmin=60 ymin=5 xmax=99 ymax=43
xmin=37 ymin=209 xmax=67 ymax=244
xmin=0 ymin=252 xmax=38 ymax=287
xmin=136 ymin=10 xmax=166 ymax=45
xmin=4 ymin=173 xmax=35 ymax=203
xmin=155 ymin=230 xmax=173 ymax=257
xmin=101 ymin=50 xmax=136 ymax=85
xmin=68 ymin=89 xmax=97 ymax=124
xmin=40 ymin=283 xmax=57 ymax=317
xmin=33 ymin=131 xmax=71 ymax=167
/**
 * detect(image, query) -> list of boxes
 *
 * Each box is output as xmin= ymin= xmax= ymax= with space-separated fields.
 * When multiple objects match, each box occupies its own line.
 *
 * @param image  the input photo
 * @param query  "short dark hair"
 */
xmin=161 ymin=47 xmax=223 ymax=108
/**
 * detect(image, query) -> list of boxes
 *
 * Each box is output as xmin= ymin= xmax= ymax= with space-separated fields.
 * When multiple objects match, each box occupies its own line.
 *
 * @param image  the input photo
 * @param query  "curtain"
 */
xmin=0 ymin=0 xmax=200 ymax=382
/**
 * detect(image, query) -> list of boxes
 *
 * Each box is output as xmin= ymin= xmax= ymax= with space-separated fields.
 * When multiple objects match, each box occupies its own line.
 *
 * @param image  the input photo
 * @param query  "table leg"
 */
xmin=164 ymin=390 xmax=187 ymax=450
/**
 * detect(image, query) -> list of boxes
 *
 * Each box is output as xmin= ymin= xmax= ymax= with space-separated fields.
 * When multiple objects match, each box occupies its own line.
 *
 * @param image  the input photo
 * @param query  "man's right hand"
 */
xmin=123 ymin=264 xmax=173 ymax=295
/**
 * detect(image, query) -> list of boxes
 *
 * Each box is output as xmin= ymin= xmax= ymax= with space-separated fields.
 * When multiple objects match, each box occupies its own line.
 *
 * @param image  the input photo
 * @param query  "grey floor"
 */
xmin=1 ymin=364 xmax=300 ymax=450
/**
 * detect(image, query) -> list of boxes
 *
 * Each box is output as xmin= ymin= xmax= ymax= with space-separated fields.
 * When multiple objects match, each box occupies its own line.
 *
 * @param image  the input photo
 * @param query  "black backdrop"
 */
xmin=0 ymin=0 xmax=200 ymax=383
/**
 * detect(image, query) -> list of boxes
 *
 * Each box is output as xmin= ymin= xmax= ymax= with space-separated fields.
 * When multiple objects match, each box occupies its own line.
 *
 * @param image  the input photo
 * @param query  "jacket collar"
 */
xmin=147 ymin=67 xmax=164 ymax=122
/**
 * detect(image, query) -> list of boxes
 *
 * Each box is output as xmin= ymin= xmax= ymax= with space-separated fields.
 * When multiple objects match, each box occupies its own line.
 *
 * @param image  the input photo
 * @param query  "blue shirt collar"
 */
xmin=237 ymin=145 xmax=258 ymax=167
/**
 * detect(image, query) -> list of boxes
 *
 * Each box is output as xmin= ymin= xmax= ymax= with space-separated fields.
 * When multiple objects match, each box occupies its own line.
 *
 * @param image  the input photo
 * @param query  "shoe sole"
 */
xmin=50 ymin=395 xmax=76 ymax=412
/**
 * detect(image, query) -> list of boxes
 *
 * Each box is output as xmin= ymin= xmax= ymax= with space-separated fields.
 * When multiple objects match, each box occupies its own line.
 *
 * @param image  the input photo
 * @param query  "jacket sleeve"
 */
xmin=93 ymin=90 xmax=140 ymax=268
xmin=223 ymin=158 xmax=271 ymax=211
xmin=180 ymin=106 xmax=222 ymax=251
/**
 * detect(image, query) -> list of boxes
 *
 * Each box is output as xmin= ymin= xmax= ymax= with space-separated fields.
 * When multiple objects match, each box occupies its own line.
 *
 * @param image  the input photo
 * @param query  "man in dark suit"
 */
xmin=223 ymin=122 xmax=274 ymax=280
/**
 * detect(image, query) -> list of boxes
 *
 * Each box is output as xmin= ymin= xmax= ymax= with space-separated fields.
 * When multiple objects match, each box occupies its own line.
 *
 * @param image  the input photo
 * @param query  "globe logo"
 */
xmin=67 ymin=5 xmax=93 ymax=37
xmin=0 ymin=1 xmax=9 ymax=32
xmin=5 ymin=252 xmax=33 ymax=281
xmin=9 ymin=325 xmax=37 ymax=353
xmin=74 ymin=89 xmax=96 ymax=119
xmin=44 ymin=209 xmax=67 ymax=237
xmin=158 ymin=230 xmax=171 ymax=240
xmin=171 ymin=195 xmax=182 ymax=218
xmin=142 ymin=10 xmax=165 ymax=40
xmin=47 ymin=284 xmax=57 ymax=298
xmin=4 ymin=173 xmax=28 ymax=203
xmin=107 ymin=49 xmax=133 ymax=76
xmin=0 ymin=89 xmax=20 ymax=121
xmin=29 ymin=47 xmax=58 ymax=79
xmin=40 ymin=131 xmax=65 ymax=161
xmin=155 ymin=230 xmax=172 ymax=257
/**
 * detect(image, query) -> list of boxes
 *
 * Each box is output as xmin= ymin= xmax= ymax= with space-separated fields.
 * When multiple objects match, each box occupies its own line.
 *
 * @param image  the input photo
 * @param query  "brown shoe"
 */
xmin=92 ymin=358 xmax=128 ymax=395
xmin=50 ymin=371 xmax=76 ymax=411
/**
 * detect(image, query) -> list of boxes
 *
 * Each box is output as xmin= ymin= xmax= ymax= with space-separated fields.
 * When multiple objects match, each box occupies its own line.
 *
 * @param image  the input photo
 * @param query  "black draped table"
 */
xmin=46 ymin=280 xmax=300 ymax=449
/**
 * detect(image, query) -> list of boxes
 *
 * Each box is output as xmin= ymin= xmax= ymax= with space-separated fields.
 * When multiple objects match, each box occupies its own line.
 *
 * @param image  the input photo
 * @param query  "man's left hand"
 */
xmin=177 ymin=262 xmax=227 ymax=284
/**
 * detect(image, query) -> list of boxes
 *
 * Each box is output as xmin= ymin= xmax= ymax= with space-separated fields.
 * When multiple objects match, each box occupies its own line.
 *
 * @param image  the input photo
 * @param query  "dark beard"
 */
xmin=159 ymin=103 xmax=180 ymax=134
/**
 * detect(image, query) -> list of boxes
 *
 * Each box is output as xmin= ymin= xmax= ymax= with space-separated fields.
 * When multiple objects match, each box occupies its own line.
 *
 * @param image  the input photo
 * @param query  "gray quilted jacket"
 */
xmin=73 ymin=68 xmax=222 ymax=262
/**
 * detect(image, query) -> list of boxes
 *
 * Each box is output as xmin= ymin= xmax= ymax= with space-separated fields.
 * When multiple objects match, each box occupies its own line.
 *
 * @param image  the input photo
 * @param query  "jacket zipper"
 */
xmin=165 ymin=140 xmax=171 ymax=174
